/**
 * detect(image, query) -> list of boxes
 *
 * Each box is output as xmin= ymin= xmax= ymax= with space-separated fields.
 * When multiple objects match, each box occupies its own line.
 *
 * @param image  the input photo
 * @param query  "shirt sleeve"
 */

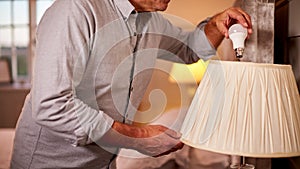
xmin=151 ymin=13 xmax=216 ymax=63
xmin=32 ymin=0 xmax=114 ymax=146
xmin=193 ymin=17 xmax=217 ymax=60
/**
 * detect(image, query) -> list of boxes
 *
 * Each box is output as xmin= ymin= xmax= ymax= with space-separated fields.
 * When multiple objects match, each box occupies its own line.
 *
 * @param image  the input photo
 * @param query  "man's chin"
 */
xmin=137 ymin=4 xmax=169 ymax=12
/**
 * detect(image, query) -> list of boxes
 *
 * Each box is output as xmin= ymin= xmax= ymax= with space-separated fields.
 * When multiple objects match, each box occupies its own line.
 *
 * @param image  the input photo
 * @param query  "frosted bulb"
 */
xmin=229 ymin=24 xmax=247 ymax=58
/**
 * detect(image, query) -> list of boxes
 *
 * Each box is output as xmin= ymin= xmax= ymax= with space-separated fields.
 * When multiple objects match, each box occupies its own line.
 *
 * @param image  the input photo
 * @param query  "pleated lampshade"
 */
xmin=180 ymin=60 xmax=300 ymax=158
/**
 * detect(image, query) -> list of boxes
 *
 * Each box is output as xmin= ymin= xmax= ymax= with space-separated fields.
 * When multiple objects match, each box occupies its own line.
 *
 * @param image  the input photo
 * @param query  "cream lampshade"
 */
xmin=180 ymin=60 xmax=300 ymax=159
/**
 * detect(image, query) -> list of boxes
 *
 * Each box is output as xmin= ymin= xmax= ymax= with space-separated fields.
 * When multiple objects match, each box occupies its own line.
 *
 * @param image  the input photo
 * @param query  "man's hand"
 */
xmin=99 ymin=121 xmax=184 ymax=157
xmin=204 ymin=7 xmax=253 ymax=49
xmin=130 ymin=124 xmax=184 ymax=157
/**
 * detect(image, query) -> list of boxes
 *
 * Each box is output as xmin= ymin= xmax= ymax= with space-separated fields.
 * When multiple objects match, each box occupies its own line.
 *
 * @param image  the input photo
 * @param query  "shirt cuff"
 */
xmin=191 ymin=18 xmax=216 ymax=60
xmin=71 ymin=111 xmax=114 ymax=146
xmin=197 ymin=17 xmax=211 ymax=31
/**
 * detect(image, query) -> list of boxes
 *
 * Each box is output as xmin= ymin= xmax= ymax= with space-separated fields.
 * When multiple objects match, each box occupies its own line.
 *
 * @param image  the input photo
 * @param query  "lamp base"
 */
xmin=230 ymin=164 xmax=255 ymax=169
xmin=230 ymin=156 xmax=255 ymax=169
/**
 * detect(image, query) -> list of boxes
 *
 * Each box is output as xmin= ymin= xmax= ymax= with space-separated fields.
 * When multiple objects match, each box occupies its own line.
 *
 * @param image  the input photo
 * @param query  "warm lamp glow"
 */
xmin=180 ymin=60 xmax=300 ymax=158
xmin=169 ymin=59 xmax=209 ymax=84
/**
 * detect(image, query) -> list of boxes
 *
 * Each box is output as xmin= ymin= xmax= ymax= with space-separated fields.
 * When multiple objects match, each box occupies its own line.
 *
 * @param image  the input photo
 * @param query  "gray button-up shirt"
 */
xmin=11 ymin=0 xmax=215 ymax=168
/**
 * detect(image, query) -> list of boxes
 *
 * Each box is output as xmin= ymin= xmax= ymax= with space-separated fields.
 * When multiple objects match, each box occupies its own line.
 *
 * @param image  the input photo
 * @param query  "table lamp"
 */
xmin=180 ymin=60 xmax=300 ymax=168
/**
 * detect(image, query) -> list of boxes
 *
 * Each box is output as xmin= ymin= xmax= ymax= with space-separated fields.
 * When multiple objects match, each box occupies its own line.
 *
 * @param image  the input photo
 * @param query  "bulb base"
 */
xmin=235 ymin=47 xmax=244 ymax=59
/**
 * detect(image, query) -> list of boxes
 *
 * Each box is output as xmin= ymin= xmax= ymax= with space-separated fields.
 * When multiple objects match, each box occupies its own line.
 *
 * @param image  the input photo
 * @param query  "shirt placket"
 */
xmin=123 ymin=12 xmax=140 ymax=123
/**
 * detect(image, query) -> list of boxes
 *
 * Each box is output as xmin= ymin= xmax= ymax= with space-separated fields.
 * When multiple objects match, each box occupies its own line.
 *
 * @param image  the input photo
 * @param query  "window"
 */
xmin=0 ymin=0 xmax=53 ymax=83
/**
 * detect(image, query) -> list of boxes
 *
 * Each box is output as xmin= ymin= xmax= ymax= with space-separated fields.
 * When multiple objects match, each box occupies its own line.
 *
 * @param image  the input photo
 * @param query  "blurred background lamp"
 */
xmin=180 ymin=60 xmax=300 ymax=168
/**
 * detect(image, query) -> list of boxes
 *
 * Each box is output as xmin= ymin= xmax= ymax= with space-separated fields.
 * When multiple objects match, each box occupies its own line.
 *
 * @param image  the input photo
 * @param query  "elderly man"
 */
xmin=11 ymin=0 xmax=252 ymax=168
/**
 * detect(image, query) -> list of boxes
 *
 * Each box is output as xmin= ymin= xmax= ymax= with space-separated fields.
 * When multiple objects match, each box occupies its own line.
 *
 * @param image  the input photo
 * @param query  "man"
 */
xmin=11 ymin=0 xmax=252 ymax=168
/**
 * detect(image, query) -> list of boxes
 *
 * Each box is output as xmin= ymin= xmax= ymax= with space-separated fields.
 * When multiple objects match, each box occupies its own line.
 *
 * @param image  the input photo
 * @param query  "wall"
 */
xmin=288 ymin=0 xmax=300 ymax=91
xmin=289 ymin=0 xmax=300 ymax=36
xmin=165 ymin=0 xmax=235 ymax=25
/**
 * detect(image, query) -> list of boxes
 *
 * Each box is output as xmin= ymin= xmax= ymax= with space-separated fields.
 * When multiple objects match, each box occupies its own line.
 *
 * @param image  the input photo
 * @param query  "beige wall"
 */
xmin=165 ymin=0 xmax=235 ymax=25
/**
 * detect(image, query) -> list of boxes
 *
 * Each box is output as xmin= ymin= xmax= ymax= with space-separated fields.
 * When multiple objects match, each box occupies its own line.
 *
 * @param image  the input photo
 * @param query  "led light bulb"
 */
xmin=229 ymin=24 xmax=247 ymax=59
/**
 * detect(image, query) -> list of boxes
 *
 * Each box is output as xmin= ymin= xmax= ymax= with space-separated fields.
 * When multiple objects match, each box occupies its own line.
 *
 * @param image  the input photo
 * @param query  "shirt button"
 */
xmin=133 ymin=32 xmax=137 ymax=36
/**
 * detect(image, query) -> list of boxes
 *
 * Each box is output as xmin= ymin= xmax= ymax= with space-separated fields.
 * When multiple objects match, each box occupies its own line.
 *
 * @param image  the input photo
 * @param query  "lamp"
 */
xmin=180 ymin=60 xmax=300 ymax=168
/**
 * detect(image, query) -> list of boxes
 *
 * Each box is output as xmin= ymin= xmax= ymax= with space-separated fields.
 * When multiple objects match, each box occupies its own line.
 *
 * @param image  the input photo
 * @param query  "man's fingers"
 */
xmin=224 ymin=7 xmax=252 ymax=29
xmin=236 ymin=8 xmax=252 ymax=28
xmin=214 ymin=7 xmax=252 ymax=38
xmin=235 ymin=8 xmax=253 ymax=36
xmin=218 ymin=21 xmax=230 ymax=38
xmin=172 ymin=142 xmax=184 ymax=150
xmin=226 ymin=8 xmax=248 ymax=27
xmin=153 ymin=142 xmax=184 ymax=157
xmin=164 ymin=129 xmax=182 ymax=139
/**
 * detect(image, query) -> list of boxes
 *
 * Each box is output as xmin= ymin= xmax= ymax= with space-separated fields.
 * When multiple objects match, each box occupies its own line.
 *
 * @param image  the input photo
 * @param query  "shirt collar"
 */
xmin=114 ymin=0 xmax=135 ymax=20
